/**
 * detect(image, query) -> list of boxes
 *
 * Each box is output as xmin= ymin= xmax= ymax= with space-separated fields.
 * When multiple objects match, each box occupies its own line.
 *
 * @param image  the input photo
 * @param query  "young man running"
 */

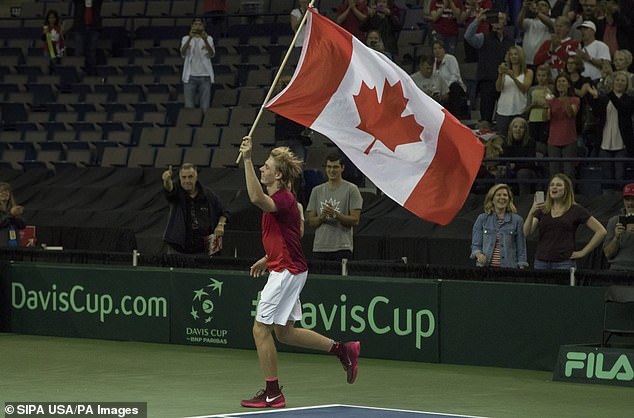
xmin=238 ymin=136 xmax=360 ymax=408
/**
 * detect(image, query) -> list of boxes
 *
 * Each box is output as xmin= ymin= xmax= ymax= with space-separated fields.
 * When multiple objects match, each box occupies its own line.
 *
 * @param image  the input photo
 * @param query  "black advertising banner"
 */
xmin=1 ymin=263 xmax=439 ymax=363
xmin=169 ymin=270 xmax=440 ymax=362
xmin=1 ymin=263 xmax=171 ymax=342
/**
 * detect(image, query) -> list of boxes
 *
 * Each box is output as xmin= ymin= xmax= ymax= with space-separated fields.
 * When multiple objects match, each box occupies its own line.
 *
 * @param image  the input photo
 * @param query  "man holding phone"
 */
xmin=603 ymin=183 xmax=634 ymax=271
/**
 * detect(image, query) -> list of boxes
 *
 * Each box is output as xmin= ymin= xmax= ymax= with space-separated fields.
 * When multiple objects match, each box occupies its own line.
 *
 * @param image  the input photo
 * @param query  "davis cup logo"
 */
xmin=190 ymin=278 xmax=223 ymax=324
xmin=186 ymin=278 xmax=228 ymax=345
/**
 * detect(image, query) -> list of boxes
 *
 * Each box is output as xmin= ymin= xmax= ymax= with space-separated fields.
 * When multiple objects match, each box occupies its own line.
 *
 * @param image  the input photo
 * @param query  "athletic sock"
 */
xmin=329 ymin=341 xmax=344 ymax=356
xmin=265 ymin=378 xmax=280 ymax=394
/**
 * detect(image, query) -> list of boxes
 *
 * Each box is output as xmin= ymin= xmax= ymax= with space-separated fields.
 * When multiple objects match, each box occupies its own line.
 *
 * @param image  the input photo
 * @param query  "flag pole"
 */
xmin=235 ymin=0 xmax=316 ymax=164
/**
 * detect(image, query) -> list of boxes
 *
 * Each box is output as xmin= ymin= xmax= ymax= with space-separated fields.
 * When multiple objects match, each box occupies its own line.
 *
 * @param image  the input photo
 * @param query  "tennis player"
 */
xmin=239 ymin=136 xmax=360 ymax=408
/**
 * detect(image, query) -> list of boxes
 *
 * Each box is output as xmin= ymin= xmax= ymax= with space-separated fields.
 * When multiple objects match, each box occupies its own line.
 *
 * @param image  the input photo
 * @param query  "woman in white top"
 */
xmin=495 ymin=45 xmax=533 ymax=138
xmin=290 ymin=0 xmax=318 ymax=48
xmin=431 ymin=39 xmax=468 ymax=119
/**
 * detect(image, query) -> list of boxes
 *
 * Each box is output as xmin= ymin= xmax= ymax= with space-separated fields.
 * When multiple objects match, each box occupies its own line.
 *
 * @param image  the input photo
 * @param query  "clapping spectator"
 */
xmin=336 ymin=0 xmax=369 ymax=41
xmin=495 ymin=45 xmax=534 ymax=137
xmin=428 ymin=0 xmax=465 ymax=55
xmin=591 ymin=71 xmax=634 ymax=192
xmin=546 ymin=74 xmax=580 ymax=179
xmin=577 ymin=20 xmax=611 ymax=81
xmin=470 ymin=183 xmax=528 ymax=268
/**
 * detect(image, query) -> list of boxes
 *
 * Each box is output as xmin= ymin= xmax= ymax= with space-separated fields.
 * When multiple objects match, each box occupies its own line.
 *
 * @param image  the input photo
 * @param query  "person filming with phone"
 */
xmin=603 ymin=183 xmax=634 ymax=271
xmin=523 ymin=173 xmax=606 ymax=270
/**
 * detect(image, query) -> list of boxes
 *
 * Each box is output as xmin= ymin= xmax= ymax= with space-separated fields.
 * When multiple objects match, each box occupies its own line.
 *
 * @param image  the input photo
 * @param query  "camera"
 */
xmin=619 ymin=215 xmax=634 ymax=225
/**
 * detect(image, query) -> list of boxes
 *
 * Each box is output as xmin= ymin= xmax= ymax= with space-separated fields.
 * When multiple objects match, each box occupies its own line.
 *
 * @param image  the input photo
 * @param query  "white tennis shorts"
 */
xmin=256 ymin=269 xmax=307 ymax=325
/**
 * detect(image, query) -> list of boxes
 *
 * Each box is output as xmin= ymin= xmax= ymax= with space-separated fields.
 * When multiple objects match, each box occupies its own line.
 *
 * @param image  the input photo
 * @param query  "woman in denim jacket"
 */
xmin=471 ymin=184 xmax=528 ymax=268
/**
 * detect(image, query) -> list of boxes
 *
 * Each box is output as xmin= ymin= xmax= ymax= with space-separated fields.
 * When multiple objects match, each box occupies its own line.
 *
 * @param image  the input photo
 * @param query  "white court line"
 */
xmin=183 ymin=403 xmax=489 ymax=418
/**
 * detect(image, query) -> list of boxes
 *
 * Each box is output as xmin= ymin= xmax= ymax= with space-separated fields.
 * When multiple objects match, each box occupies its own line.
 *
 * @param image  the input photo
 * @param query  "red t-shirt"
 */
xmin=262 ymin=189 xmax=307 ymax=274
xmin=535 ymin=204 xmax=591 ymax=261
xmin=431 ymin=0 xmax=463 ymax=37
xmin=337 ymin=1 xmax=369 ymax=41
xmin=548 ymin=96 xmax=580 ymax=146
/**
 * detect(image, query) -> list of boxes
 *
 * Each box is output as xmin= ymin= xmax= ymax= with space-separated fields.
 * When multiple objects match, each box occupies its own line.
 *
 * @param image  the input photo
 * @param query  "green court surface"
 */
xmin=1 ymin=333 xmax=632 ymax=418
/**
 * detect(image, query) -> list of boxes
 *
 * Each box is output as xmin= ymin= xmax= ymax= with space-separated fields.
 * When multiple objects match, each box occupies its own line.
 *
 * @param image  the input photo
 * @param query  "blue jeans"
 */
xmin=533 ymin=259 xmax=576 ymax=270
xmin=184 ymin=76 xmax=212 ymax=110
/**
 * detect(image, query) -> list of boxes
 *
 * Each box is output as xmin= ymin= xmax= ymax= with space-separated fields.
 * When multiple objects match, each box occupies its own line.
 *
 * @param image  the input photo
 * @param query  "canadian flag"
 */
xmin=266 ymin=9 xmax=484 ymax=225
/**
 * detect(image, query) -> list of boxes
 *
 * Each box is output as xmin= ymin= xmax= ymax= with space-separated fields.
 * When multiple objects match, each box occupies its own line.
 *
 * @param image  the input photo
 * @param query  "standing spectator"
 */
xmin=523 ymin=173 xmax=607 ymax=270
xmin=461 ymin=0 xmax=492 ymax=63
xmin=470 ymin=183 xmax=528 ymax=268
xmin=238 ymin=137 xmax=360 ymax=408
xmin=533 ymin=16 xmax=579 ymax=78
xmin=526 ymin=64 xmax=553 ymax=152
xmin=546 ymin=73 xmax=580 ymax=178
xmin=161 ymin=163 xmax=228 ymax=255
xmin=41 ymin=9 xmax=65 ymax=73
xmin=71 ymin=0 xmax=103 ymax=76
xmin=564 ymin=54 xmax=599 ymax=156
xmin=411 ymin=54 xmax=449 ymax=103
xmin=291 ymin=0 xmax=318 ymax=48
xmin=306 ymin=152 xmax=363 ymax=261
xmin=592 ymin=71 xmax=634 ymax=192
xmin=597 ymin=0 xmax=631 ymax=57
xmin=361 ymin=0 xmax=402 ymax=59
xmin=465 ymin=10 xmax=514 ymax=124
xmin=603 ymin=183 xmax=634 ymax=271
xmin=336 ymin=0 xmax=369 ymax=41
xmin=0 ymin=182 xmax=25 ymax=248
xmin=504 ymin=117 xmax=539 ymax=195
xmin=495 ymin=45 xmax=534 ymax=137
xmin=428 ymin=0 xmax=464 ymax=55
xmin=181 ymin=18 xmax=215 ymax=111
xmin=517 ymin=0 xmax=554 ymax=67
xmin=577 ymin=20 xmax=611 ymax=81
xmin=432 ymin=40 xmax=468 ymax=118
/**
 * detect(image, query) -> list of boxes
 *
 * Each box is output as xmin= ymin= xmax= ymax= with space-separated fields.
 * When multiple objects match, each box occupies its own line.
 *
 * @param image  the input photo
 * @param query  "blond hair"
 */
xmin=269 ymin=146 xmax=303 ymax=189
xmin=483 ymin=184 xmax=517 ymax=214
xmin=0 ymin=182 xmax=17 ymax=210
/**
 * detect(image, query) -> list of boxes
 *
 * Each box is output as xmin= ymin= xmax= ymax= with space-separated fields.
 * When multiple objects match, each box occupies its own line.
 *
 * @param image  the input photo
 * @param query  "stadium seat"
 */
xmin=203 ymin=108 xmax=231 ymax=127
xmin=183 ymin=147 xmax=212 ymax=168
xmin=100 ymin=147 xmax=128 ymax=167
xmin=175 ymin=108 xmax=204 ymax=127
xmin=128 ymin=147 xmax=156 ymax=167
xmin=192 ymin=127 xmax=222 ymax=147
xmin=165 ymin=127 xmax=194 ymax=147
xmin=138 ymin=127 xmax=167 ymax=147
xmin=154 ymin=147 xmax=184 ymax=168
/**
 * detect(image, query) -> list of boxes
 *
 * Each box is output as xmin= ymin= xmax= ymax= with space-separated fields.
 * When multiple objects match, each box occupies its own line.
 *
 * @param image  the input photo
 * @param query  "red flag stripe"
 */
xmin=404 ymin=109 xmax=484 ymax=225
xmin=267 ymin=9 xmax=353 ymax=127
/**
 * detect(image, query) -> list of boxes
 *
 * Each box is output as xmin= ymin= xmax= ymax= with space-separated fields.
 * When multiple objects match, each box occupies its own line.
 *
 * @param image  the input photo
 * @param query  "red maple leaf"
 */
xmin=353 ymin=80 xmax=424 ymax=155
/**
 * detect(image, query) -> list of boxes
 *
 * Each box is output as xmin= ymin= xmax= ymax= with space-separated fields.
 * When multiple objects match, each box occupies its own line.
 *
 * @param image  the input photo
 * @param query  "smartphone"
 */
xmin=619 ymin=216 xmax=628 ymax=225
xmin=486 ymin=10 xmax=498 ymax=24
xmin=535 ymin=191 xmax=545 ymax=204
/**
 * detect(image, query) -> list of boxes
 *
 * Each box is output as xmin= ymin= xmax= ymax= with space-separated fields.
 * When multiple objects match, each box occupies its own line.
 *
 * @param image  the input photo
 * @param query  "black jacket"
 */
xmin=72 ymin=0 xmax=103 ymax=31
xmin=591 ymin=91 xmax=634 ymax=154
xmin=162 ymin=182 xmax=229 ymax=253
